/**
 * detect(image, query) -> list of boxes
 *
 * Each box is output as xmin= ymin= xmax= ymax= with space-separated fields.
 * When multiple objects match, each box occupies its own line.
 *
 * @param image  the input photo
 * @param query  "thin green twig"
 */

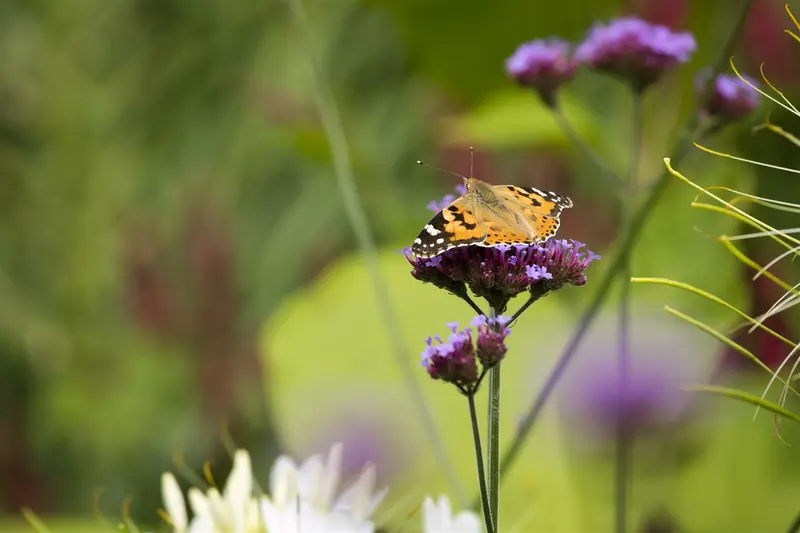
xmin=486 ymin=305 xmax=501 ymax=528
xmin=287 ymin=0 xmax=466 ymax=504
xmin=468 ymin=393 xmax=496 ymax=533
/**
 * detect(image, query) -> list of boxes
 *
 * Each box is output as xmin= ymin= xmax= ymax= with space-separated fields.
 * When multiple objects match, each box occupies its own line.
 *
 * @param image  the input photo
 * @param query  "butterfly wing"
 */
xmin=494 ymin=185 xmax=573 ymax=216
xmin=411 ymin=197 xmax=486 ymax=257
xmin=490 ymin=185 xmax=572 ymax=243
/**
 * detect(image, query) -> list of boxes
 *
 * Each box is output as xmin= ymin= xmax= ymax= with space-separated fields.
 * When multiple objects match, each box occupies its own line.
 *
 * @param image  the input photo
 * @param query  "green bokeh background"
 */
xmin=2 ymin=0 xmax=800 ymax=531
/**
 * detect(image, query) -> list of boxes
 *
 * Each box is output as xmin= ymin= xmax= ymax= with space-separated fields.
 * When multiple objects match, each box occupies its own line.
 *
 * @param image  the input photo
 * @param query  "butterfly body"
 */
xmin=411 ymin=177 xmax=573 ymax=258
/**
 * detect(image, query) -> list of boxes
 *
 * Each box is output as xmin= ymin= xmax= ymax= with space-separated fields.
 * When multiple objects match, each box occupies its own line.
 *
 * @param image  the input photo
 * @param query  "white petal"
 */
xmin=334 ymin=464 xmax=386 ymax=522
xmin=186 ymin=516 xmax=215 ymax=533
xmin=298 ymin=455 xmax=324 ymax=506
xmin=451 ymin=511 xmax=482 ymax=533
xmin=187 ymin=488 xmax=210 ymax=519
xmin=223 ymin=449 xmax=253 ymax=524
xmin=422 ymin=496 xmax=439 ymax=531
xmin=421 ymin=495 xmax=483 ymax=533
xmin=160 ymin=473 xmax=188 ymax=530
xmin=261 ymin=495 xmax=300 ymax=533
xmin=206 ymin=488 xmax=233 ymax=528
xmin=438 ymin=495 xmax=453 ymax=529
xmin=270 ymin=456 xmax=299 ymax=509
xmin=319 ymin=443 xmax=343 ymax=510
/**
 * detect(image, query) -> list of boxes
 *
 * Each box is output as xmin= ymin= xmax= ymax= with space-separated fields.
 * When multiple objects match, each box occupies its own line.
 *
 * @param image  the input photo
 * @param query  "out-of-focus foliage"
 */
xmin=3 ymin=0 xmax=800 ymax=531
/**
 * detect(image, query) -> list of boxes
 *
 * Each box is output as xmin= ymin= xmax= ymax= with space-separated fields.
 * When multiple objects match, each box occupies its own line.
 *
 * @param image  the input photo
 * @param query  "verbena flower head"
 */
xmin=575 ymin=17 xmax=696 ymax=91
xmin=505 ymin=38 xmax=576 ymax=105
xmin=405 ymin=239 xmax=600 ymax=312
xmin=471 ymin=314 xmax=511 ymax=367
xmin=421 ymin=322 xmax=479 ymax=389
xmin=421 ymin=316 xmax=511 ymax=393
xmin=696 ymin=70 xmax=760 ymax=122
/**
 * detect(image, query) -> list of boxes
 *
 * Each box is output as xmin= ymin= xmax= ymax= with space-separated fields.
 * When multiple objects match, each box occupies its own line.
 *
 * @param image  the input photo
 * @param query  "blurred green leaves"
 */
xmin=442 ymin=89 xmax=596 ymax=149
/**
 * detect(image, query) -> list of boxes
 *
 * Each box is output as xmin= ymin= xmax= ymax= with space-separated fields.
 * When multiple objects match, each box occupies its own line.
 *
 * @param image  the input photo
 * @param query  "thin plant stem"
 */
xmin=287 ymin=0 xmax=466 ymax=504
xmin=486 ymin=305 xmax=501 ymax=530
xmin=551 ymin=104 xmax=625 ymax=192
xmin=468 ymin=393 xmax=496 ymax=533
xmin=490 ymin=0 xmax=755 ymax=494
xmin=615 ymin=88 xmax=642 ymax=533
xmin=509 ymin=293 xmax=538 ymax=324
xmin=461 ymin=293 xmax=487 ymax=316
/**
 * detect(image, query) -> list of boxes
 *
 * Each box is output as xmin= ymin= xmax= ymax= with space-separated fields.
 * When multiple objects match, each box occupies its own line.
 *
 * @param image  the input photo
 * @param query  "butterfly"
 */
xmin=411 ymin=177 xmax=573 ymax=258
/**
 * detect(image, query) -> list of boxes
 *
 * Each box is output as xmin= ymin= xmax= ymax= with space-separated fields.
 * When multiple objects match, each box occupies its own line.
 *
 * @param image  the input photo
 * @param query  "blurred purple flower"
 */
xmin=573 ymin=360 xmax=684 ymax=436
xmin=299 ymin=407 xmax=409 ymax=487
xmin=696 ymin=70 xmax=760 ymax=122
xmin=575 ymin=17 xmax=696 ymax=90
xmin=404 ymin=239 xmax=600 ymax=311
xmin=505 ymin=38 xmax=577 ymax=105
xmin=421 ymin=322 xmax=479 ymax=389
xmin=427 ymin=193 xmax=456 ymax=213
xmin=557 ymin=317 xmax=709 ymax=444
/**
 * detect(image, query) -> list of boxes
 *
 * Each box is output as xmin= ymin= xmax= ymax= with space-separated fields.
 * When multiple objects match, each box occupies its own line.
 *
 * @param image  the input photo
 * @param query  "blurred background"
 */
xmin=1 ymin=0 xmax=800 ymax=531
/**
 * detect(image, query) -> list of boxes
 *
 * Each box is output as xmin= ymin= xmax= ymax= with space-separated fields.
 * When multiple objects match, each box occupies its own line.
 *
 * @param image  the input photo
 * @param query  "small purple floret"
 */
xmin=575 ymin=17 xmax=696 ymax=90
xmin=505 ymin=38 xmax=576 ymax=105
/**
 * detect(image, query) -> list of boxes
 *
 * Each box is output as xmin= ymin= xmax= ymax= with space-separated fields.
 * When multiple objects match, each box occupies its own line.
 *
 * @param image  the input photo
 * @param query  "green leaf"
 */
xmin=688 ymin=385 xmax=800 ymax=423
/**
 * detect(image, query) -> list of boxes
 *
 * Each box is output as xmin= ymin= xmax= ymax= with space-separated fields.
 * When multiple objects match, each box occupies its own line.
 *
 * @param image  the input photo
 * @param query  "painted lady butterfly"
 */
xmin=412 ymin=177 xmax=573 ymax=258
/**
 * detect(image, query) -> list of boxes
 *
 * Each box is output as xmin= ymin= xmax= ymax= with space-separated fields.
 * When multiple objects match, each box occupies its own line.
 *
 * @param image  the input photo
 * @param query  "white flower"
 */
xmin=160 ymin=443 xmax=387 ymax=533
xmin=260 ymin=442 xmax=388 ymax=532
xmin=161 ymin=449 xmax=265 ymax=533
xmin=422 ymin=496 xmax=482 ymax=533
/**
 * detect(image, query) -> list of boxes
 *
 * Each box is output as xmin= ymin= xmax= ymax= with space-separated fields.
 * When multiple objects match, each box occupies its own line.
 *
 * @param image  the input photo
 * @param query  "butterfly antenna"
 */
xmin=416 ymin=160 xmax=467 ymax=180
xmin=469 ymin=146 xmax=474 ymax=177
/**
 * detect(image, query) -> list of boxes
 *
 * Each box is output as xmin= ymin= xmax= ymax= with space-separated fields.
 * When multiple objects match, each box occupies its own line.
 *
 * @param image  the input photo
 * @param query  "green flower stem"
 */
xmin=468 ymin=392 xmax=496 ymax=533
xmin=490 ymin=0 xmax=755 ymax=494
xmin=486 ymin=306 xmax=501 ymax=530
xmin=287 ymin=0 xmax=466 ymax=504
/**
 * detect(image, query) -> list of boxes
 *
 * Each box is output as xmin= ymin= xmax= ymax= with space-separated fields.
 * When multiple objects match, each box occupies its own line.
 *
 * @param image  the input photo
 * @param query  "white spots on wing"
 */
xmin=436 ymin=238 xmax=444 ymax=244
xmin=414 ymin=238 xmax=422 ymax=244
xmin=425 ymin=224 xmax=441 ymax=236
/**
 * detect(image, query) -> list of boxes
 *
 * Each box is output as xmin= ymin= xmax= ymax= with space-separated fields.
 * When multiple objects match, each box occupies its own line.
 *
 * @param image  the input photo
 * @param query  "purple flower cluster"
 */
xmin=505 ymin=16 xmax=702 ymax=100
xmin=404 ymin=239 xmax=600 ymax=312
xmin=505 ymin=38 xmax=577 ymax=105
xmin=421 ymin=316 xmax=512 ymax=392
xmin=696 ymin=71 xmax=760 ymax=122
xmin=575 ymin=17 xmax=696 ymax=90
